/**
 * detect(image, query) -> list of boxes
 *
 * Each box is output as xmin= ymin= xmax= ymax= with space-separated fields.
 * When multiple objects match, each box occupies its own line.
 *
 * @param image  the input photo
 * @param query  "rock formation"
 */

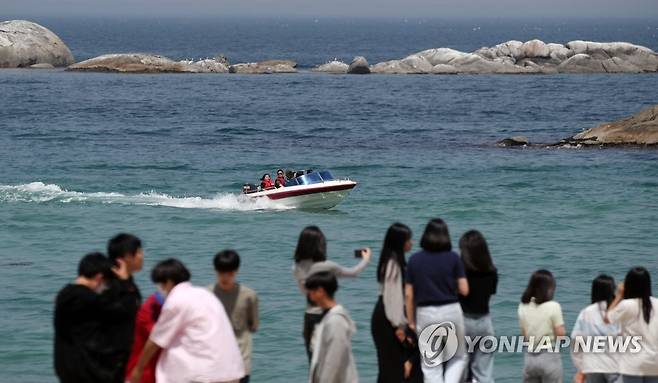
xmin=29 ymin=63 xmax=55 ymax=69
xmin=347 ymin=56 xmax=370 ymax=74
xmin=497 ymin=136 xmax=530 ymax=147
xmin=370 ymin=40 xmax=658 ymax=74
xmin=68 ymin=54 xmax=230 ymax=73
xmin=0 ymin=20 xmax=74 ymax=68
xmin=312 ymin=60 xmax=349 ymax=73
xmin=560 ymin=105 xmax=658 ymax=146
xmin=228 ymin=60 xmax=296 ymax=74
xmin=499 ymin=105 xmax=658 ymax=148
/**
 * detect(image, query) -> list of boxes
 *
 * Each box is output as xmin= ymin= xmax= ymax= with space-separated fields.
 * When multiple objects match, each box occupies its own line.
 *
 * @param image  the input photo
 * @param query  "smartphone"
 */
xmin=354 ymin=249 xmax=364 ymax=258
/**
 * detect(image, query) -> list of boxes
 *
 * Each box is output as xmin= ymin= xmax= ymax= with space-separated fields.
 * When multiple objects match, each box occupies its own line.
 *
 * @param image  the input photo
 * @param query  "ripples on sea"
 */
xmin=0 ymin=17 xmax=657 ymax=382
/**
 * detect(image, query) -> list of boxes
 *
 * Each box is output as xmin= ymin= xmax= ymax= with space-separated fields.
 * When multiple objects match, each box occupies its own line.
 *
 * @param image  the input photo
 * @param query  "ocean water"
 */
xmin=1 ymin=17 xmax=658 ymax=382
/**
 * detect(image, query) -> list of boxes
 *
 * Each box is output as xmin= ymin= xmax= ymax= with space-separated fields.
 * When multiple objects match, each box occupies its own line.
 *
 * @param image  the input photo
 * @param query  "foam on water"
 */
xmin=0 ymin=182 xmax=290 ymax=211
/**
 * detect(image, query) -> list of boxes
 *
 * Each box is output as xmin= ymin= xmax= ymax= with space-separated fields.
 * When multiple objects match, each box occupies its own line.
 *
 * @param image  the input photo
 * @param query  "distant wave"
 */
xmin=0 ymin=182 xmax=290 ymax=211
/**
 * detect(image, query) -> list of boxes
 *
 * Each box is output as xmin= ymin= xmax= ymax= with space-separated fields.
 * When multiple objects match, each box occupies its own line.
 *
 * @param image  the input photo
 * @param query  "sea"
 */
xmin=1 ymin=16 xmax=657 ymax=382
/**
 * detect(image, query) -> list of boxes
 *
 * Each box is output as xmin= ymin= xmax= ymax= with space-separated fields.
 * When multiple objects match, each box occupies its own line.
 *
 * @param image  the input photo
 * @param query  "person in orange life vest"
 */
xmin=260 ymin=174 xmax=274 ymax=189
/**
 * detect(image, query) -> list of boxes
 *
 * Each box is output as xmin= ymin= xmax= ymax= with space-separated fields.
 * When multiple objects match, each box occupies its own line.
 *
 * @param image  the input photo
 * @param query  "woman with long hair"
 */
xmin=571 ymin=275 xmax=619 ymax=383
xmin=518 ymin=269 xmax=566 ymax=383
xmin=292 ymin=225 xmax=371 ymax=360
xmin=371 ymin=223 xmax=418 ymax=383
xmin=405 ymin=218 xmax=469 ymax=383
xmin=458 ymin=230 xmax=497 ymax=383
xmin=260 ymin=173 xmax=274 ymax=189
xmin=606 ymin=267 xmax=658 ymax=382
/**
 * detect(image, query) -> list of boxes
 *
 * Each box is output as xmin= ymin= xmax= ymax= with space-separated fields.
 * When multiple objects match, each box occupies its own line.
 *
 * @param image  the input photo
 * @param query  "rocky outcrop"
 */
xmin=347 ymin=56 xmax=370 ymax=74
xmin=68 ymin=54 xmax=300 ymax=74
xmin=29 ymin=63 xmax=55 ymax=69
xmin=497 ymin=136 xmax=530 ymax=147
xmin=228 ymin=60 xmax=296 ymax=74
xmin=68 ymin=54 xmax=230 ymax=73
xmin=180 ymin=58 xmax=229 ymax=73
xmin=0 ymin=20 xmax=74 ymax=68
xmin=560 ymin=105 xmax=658 ymax=146
xmin=500 ymin=105 xmax=658 ymax=148
xmin=312 ymin=60 xmax=349 ymax=73
xmin=370 ymin=40 xmax=658 ymax=74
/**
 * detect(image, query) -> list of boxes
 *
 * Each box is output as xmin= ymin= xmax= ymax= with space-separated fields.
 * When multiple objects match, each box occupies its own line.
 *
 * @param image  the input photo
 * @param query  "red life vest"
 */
xmin=276 ymin=176 xmax=287 ymax=187
xmin=261 ymin=179 xmax=274 ymax=189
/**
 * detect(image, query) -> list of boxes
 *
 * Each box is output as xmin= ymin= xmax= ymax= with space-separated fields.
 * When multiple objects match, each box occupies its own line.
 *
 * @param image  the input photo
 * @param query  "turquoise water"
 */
xmin=1 ymin=18 xmax=658 ymax=382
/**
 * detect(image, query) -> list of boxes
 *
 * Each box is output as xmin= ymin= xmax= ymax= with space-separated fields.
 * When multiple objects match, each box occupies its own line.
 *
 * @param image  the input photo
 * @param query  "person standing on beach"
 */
xmin=105 ymin=233 xmax=144 ymax=382
xmin=405 ymin=218 xmax=469 ymax=383
xmin=129 ymin=259 xmax=244 ymax=383
xmin=571 ymin=274 xmax=619 ymax=383
xmin=54 ymin=252 xmax=115 ymax=383
xmin=458 ymin=230 xmax=497 ymax=383
xmin=606 ymin=267 xmax=658 ymax=382
xmin=518 ymin=269 xmax=565 ymax=383
xmin=306 ymin=272 xmax=358 ymax=383
xmin=371 ymin=223 xmax=417 ymax=383
xmin=292 ymin=225 xmax=371 ymax=360
xmin=211 ymin=250 xmax=259 ymax=383
xmin=124 ymin=291 xmax=164 ymax=383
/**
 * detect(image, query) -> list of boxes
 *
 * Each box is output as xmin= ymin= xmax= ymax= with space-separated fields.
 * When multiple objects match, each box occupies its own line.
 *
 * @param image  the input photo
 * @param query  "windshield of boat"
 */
xmin=319 ymin=170 xmax=334 ymax=181
xmin=285 ymin=170 xmax=335 ymax=186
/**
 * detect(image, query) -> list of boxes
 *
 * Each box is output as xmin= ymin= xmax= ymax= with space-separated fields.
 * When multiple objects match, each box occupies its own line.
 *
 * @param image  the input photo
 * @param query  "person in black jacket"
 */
xmin=54 ymin=252 xmax=116 ymax=383
xmin=103 ymin=233 xmax=144 ymax=383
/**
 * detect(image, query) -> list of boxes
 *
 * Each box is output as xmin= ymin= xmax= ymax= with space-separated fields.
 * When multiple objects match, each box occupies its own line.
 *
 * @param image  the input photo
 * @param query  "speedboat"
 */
xmin=243 ymin=170 xmax=357 ymax=209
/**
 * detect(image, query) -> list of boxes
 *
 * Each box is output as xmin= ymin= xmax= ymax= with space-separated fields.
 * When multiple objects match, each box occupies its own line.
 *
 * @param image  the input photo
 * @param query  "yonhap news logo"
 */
xmin=418 ymin=321 xmax=643 ymax=367
xmin=418 ymin=322 xmax=460 ymax=367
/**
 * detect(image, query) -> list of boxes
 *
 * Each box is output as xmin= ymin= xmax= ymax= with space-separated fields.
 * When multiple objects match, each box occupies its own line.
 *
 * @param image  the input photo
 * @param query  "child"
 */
xmin=211 ymin=250 xmax=259 ymax=383
xmin=306 ymin=271 xmax=358 ymax=383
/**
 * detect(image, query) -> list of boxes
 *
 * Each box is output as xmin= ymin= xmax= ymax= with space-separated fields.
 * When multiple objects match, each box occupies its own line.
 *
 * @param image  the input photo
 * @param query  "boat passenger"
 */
xmin=275 ymin=169 xmax=287 ymax=187
xmin=274 ymin=179 xmax=284 ymax=189
xmin=260 ymin=174 xmax=274 ymax=190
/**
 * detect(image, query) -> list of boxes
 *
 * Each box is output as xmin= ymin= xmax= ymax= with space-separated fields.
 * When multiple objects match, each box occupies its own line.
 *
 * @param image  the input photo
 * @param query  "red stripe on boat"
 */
xmin=266 ymin=183 xmax=356 ymax=200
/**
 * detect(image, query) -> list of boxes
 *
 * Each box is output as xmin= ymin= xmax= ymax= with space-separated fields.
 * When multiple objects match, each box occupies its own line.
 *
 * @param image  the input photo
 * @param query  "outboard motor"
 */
xmin=242 ymin=183 xmax=257 ymax=194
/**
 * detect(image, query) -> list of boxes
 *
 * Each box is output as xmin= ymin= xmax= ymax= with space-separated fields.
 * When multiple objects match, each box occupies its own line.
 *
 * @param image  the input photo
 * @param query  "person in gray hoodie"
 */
xmin=306 ymin=272 xmax=358 ymax=383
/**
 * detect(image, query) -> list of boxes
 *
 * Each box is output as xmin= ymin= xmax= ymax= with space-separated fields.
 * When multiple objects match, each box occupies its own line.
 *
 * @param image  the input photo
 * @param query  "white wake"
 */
xmin=0 ymin=182 xmax=291 ymax=211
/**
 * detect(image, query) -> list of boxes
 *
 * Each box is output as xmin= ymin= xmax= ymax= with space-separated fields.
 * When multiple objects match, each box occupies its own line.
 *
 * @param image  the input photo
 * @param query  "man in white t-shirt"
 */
xmin=128 ymin=259 xmax=245 ymax=383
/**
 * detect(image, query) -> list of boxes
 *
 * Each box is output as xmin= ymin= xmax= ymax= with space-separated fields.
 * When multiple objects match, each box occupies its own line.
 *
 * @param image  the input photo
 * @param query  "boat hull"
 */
xmin=247 ymin=180 xmax=356 ymax=209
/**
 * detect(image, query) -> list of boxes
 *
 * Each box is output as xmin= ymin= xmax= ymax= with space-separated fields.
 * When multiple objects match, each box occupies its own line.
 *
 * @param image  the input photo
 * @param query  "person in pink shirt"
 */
xmin=128 ymin=259 xmax=245 ymax=383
